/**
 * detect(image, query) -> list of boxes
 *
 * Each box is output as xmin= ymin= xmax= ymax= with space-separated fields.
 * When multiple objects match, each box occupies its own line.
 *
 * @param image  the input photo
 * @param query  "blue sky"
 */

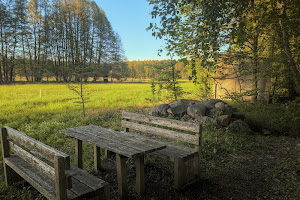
xmin=95 ymin=0 xmax=170 ymax=61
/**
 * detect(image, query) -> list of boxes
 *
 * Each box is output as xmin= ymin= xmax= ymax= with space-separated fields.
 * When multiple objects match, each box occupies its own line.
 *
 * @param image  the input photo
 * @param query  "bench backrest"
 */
xmin=1 ymin=126 xmax=70 ymax=199
xmin=121 ymin=111 xmax=202 ymax=151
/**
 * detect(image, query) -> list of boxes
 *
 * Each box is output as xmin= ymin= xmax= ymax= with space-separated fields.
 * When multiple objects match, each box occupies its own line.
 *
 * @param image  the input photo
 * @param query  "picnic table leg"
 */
xmin=75 ymin=139 xmax=83 ymax=169
xmin=135 ymin=155 xmax=145 ymax=195
xmin=174 ymin=158 xmax=184 ymax=189
xmin=104 ymin=149 xmax=114 ymax=159
xmin=94 ymin=146 xmax=101 ymax=172
xmin=116 ymin=153 xmax=128 ymax=200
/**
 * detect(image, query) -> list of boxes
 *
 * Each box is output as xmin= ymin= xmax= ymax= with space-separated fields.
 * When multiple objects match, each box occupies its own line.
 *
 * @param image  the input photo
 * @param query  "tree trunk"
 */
xmin=277 ymin=0 xmax=300 ymax=98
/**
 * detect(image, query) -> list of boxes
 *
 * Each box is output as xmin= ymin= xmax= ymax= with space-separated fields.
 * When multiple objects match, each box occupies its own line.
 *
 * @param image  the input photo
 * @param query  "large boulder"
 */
xmin=231 ymin=120 xmax=252 ymax=133
xmin=169 ymin=99 xmax=201 ymax=108
xmin=218 ymin=115 xmax=231 ymax=126
xmin=168 ymin=104 xmax=188 ymax=118
xmin=206 ymin=108 xmax=222 ymax=118
xmin=195 ymin=116 xmax=217 ymax=125
xmin=223 ymin=104 xmax=234 ymax=116
xmin=198 ymin=100 xmax=215 ymax=110
xmin=208 ymin=99 xmax=225 ymax=105
xmin=187 ymin=104 xmax=206 ymax=118
xmin=215 ymin=102 xmax=225 ymax=111
xmin=151 ymin=104 xmax=170 ymax=117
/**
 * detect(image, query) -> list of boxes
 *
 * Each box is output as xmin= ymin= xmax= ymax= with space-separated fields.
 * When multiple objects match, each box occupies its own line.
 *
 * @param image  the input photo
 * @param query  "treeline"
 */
xmin=148 ymin=0 xmax=300 ymax=100
xmin=0 ymin=0 xmax=126 ymax=83
xmin=126 ymin=60 xmax=189 ymax=81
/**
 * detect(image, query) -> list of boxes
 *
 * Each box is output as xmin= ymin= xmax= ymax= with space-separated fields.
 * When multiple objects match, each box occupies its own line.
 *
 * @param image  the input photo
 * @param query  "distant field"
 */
xmin=0 ymin=82 xmax=198 ymax=129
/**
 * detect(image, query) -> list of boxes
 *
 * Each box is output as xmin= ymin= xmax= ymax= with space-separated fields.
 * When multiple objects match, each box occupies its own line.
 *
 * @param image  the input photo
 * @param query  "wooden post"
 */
xmin=104 ymin=149 xmax=113 ymax=159
xmin=54 ymin=156 xmax=68 ymax=200
xmin=94 ymin=146 xmax=101 ymax=172
xmin=194 ymin=124 xmax=202 ymax=177
xmin=1 ymin=128 xmax=10 ymax=158
xmin=174 ymin=158 xmax=184 ymax=189
xmin=75 ymin=139 xmax=83 ymax=169
xmin=64 ymin=156 xmax=72 ymax=189
xmin=135 ymin=155 xmax=145 ymax=195
xmin=1 ymin=128 xmax=12 ymax=185
xmin=116 ymin=153 xmax=128 ymax=199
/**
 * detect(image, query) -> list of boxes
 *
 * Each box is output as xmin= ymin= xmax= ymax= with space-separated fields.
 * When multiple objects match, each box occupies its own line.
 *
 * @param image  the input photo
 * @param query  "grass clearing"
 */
xmin=0 ymin=83 xmax=299 ymax=199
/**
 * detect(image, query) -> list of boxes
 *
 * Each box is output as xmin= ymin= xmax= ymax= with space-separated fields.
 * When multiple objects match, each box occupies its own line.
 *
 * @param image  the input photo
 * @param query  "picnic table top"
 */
xmin=59 ymin=125 xmax=166 ymax=158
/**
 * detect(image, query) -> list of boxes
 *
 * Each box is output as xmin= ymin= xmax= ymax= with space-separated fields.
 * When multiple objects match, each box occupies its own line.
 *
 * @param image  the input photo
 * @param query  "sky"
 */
xmin=95 ymin=0 xmax=170 ymax=61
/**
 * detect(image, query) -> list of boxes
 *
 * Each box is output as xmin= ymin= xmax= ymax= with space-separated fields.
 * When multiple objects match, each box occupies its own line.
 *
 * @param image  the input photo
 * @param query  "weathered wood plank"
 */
xmin=135 ymin=155 xmax=145 ymax=195
xmin=9 ymin=140 xmax=55 ymax=180
xmin=61 ymin=126 xmax=165 ymax=154
xmin=122 ymin=111 xmax=202 ymax=133
xmin=67 ymin=165 xmax=109 ymax=194
xmin=5 ymin=155 xmax=57 ymax=200
xmin=174 ymin=158 xmax=184 ymax=189
xmin=75 ymin=139 xmax=83 ymax=169
xmin=69 ymin=177 xmax=95 ymax=199
xmin=1 ymin=128 xmax=10 ymax=158
xmin=121 ymin=120 xmax=200 ymax=145
xmin=60 ymin=128 xmax=143 ymax=158
xmin=94 ymin=146 xmax=101 ymax=172
xmin=116 ymin=154 xmax=128 ymax=200
xmin=121 ymin=131 xmax=197 ymax=156
xmin=5 ymin=126 xmax=69 ymax=162
xmin=1 ymin=128 xmax=20 ymax=186
xmin=55 ymin=156 xmax=68 ymax=200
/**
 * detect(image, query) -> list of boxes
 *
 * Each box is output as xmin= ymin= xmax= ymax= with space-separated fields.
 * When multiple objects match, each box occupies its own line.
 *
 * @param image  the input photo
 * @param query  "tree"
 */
xmin=147 ymin=0 xmax=300 ymax=100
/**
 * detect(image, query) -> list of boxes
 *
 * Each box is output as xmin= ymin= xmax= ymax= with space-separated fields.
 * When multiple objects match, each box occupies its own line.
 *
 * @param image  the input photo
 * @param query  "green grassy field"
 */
xmin=0 ymin=83 xmax=299 ymax=199
xmin=0 ymin=82 xmax=198 ymax=128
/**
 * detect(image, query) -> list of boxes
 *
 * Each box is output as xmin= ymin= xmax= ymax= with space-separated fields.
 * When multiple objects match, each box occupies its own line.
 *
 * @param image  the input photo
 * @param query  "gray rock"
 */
xmin=181 ymin=114 xmax=193 ymax=122
xmin=215 ymin=102 xmax=225 ymax=111
xmin=208 ymin=99 xmax=225 ymax=105
xmin=231 ymin=120 xmax=252 ymax=133
xmin=169 ymin=99 xmax=201 ymax=108
xmin=195 ymin=116 xmax=217 ymax=125
xmin=198 ymin=100 xmax=215 ymax=110
xmin=168 ymin=104 xmax=188 ymax=118
xmin=187 ymin=104 xmax=206 ymax=118
xmin=223 ymin=104 xmax=234 ymax=116
xmin=151 ymin=104 xmax=170 ymax=117
xmin=206 ymin=108 xmax=222 ymax=118
xmin=218 ymin=115 xmax=231 ymax=126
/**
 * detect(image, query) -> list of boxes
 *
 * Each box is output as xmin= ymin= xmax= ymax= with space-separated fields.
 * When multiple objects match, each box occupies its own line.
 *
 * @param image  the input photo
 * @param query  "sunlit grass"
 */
xmin=0 ymin=82 xmax=199 ymax=129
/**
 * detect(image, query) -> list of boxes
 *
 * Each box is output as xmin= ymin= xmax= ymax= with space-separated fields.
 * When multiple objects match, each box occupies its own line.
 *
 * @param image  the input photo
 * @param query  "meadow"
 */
xmin=0 ymin=82 xmax=299 ymax=199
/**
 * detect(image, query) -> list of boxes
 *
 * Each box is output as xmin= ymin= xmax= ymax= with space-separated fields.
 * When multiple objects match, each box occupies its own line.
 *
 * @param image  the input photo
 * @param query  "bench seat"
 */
xmin=121 ymin=131 xmax=198 ymax=162
xmin=5 ymin=154 xmax=109 ymax=200
xmin=120 ymin=110 xmax=202 ymax=189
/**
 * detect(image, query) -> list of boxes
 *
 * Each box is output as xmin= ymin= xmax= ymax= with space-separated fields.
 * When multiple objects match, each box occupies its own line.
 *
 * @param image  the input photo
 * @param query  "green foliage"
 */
xmin=273 ymin=158 xmax=300 ymax=199
xmin=235 ymin=101 xmax=300 ymax=137
xmin=148 ymin=0 xmax=300 ymax=100
xmin=149 ymin=60 xmax=184 ymax=101
xmin=68 ymin=81 xmax=92 ymax=117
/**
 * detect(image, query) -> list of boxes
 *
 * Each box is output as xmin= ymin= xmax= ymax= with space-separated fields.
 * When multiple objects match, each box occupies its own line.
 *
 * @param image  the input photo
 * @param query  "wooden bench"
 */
xmin=0 ymin=126 xmax=110 ymax=200
xmin=121 ymin=111 xmax=202 ymax=189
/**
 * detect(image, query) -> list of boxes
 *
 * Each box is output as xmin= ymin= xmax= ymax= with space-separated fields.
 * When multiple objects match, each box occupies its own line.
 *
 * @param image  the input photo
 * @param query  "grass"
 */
xmin=0 ymin=82 xmax=299 ymax=199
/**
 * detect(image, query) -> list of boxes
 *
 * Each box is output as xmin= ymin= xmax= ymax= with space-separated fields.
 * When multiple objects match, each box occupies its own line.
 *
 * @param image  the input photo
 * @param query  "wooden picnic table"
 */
xmin=59 ymin=125 xmax=166 ymax=199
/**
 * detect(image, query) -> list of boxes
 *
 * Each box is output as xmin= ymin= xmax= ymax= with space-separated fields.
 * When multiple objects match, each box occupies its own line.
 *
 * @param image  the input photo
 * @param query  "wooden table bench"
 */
xmin=122 ymin=111 xmax=202 ymax=189
xmin=1 ymin=126 xmax=110 ymax=200
xmin=59 ymin=125 xmax=166 ymax=200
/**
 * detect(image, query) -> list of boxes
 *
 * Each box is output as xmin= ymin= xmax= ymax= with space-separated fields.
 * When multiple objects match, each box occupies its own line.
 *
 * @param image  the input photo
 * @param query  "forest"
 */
xmin=0 ymin=0 xmax=129 ymax=82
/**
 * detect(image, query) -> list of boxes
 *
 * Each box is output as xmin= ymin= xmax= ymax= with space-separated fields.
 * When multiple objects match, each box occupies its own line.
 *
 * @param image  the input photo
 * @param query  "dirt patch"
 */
xmin=94 ymin=135 xmax=300 ymax=200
